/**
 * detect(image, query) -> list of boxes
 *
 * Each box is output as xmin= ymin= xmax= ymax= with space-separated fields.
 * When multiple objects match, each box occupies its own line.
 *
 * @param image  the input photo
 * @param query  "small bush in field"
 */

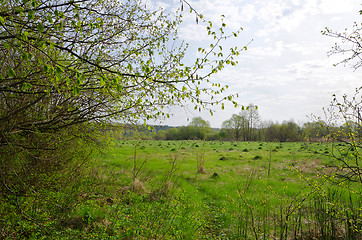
xmin=253 ymin=155 xmax=262 ymax=160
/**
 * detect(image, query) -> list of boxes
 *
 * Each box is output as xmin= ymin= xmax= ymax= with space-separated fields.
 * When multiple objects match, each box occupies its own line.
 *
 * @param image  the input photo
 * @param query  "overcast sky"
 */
xmin=150 ymin=0 xmax=362 ymax=128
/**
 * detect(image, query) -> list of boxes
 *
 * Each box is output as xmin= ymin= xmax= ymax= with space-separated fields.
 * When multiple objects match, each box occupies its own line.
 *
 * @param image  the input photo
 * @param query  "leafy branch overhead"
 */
xmin=322 ymin=10 xmax=362 ymax=70
xmin=0 ymin=0 xmax=247 ymax=235
xmin=322 ymin=9 xmax=362 ymax=186
xmin=0 ymin=0 xmax=248 ymax=138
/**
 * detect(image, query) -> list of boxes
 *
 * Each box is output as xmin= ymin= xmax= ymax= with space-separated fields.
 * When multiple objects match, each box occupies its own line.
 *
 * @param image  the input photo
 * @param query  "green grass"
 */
xmin=29 ymin=140 xmax=361 ymax=239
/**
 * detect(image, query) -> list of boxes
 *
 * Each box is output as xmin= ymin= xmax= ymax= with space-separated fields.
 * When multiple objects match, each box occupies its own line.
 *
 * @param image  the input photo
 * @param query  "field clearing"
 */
xmin=102 ymin=140 xmax=331 ymax=195
xmin=67 ymin=140 xmax=361 ymax=239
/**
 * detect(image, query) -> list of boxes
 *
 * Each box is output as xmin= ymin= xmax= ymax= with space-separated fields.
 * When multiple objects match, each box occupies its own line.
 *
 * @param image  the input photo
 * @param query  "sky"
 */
xmin=150 ymin=0 xmax=362 ymax=128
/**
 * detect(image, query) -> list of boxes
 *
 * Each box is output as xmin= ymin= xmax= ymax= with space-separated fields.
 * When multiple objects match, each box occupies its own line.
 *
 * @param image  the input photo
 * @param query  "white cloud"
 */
xmin=239 ymin=4 xmax=257 ymax=22
xmin=319 ymin=0 xmax=356 ymax=14
xmin=149 ymin=0 xmax=362 ymax=127
xmin=179 ymin=23 xmax=209 ymax=41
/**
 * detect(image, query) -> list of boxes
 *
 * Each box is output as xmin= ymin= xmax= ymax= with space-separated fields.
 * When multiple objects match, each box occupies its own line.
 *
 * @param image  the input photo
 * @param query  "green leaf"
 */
xmin=21 ymin=52 xmax=28 ymax=61
xmin=8 ymin=68 xmax=16 ymax=77
xmin=56 ymin=66 xmax=63 ymax=74
xmin=43 ymin=64 xmax=49 ymax=73
xmin=37 ymin=22 xmax=44 ymax=32
xmin=31 ymin=0 xmax=38 ymax=7
xmin=65 ymin=78 xmax=71 ymax=86
xmin=100 ymin=77 xmax=105 ymax=86
xmin=73 ymin=86 xmax=80 ymax=95
xmin=55 ymin=71 xmax=61 ymax=79
xmin=0 ymin=16 xmax=4 ymax=24
xmin=28 ymin=10 xmax=35 ymax=20
xmin=21 ymin=82 xmax=32 ymax=91
xmin=14 ymin=7 xmax=24 ymax=14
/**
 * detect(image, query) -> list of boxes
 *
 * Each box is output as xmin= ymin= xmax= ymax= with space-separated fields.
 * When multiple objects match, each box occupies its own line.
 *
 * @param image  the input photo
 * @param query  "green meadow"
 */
xmin=59 ymin=140 xmax=361 ymax=239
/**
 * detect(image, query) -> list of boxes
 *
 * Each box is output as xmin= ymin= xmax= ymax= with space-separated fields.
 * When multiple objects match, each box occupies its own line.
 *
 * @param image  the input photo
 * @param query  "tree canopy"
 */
xmin=0 ymin=0 xmax=247 ymax=235
xmin=221 ymin=104 xmax=260 ymax=141
xmin=0 ymin=0 xmax=246 ymax=189
xmin=0 ymin=0 xmax=245 ymax=141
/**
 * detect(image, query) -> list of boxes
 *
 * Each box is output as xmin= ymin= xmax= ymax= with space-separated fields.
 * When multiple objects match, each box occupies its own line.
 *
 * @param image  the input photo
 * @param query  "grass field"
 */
xmin=60 ymin=140 xmax=361 ymax=239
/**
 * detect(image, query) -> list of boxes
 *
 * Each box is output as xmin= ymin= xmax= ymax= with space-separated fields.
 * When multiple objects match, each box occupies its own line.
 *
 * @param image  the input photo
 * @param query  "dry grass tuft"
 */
xmin=132 ymin=178 xmax=147 ymax=194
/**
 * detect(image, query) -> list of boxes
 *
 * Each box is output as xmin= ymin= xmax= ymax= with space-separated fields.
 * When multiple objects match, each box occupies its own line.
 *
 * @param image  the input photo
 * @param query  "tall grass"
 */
xmin=6 ymin=140 xmax=359 ymax=239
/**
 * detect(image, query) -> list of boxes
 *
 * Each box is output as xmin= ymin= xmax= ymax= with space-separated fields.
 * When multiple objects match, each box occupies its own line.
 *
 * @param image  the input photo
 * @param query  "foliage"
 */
xmin=151 ymin=117 xmax=212 ymax=140
xmin=189 ymin=117 xmax=210 ymax=128
xmin=321 ymin=88 xmax=362 ymax=187
xmin=221 ymin=113 xmax=247 ymax=140
xmin=265 ymin=120 xmax=300 ymax=142
xmin=221 ymin=104 xmax=260 ymax=141
xmin=0 ymin=0 xmax=244 ymax=132
xmin=0 ymin=125 xmax=99 ymax=238
xmin=3 ymin=138 xmax=361 ymax=239
xmin=64 ymin=140 xmax=360 ymax=239
xmin=118 ymin=117 xmax=353 ymax=143
xmin=302 ymin=121 xmax=330 ymax=140
xmin=0 ymin=0 xmax=246 ymax=236
xmin=322 ymin=9 xmax=362 ymax=189
xmin=322 ymin=10 xmax=362 ymax=70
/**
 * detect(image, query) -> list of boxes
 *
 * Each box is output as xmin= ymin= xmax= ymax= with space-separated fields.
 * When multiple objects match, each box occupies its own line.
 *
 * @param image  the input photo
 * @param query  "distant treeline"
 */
xmin=107 ymin=117 xmax=361 ymax=142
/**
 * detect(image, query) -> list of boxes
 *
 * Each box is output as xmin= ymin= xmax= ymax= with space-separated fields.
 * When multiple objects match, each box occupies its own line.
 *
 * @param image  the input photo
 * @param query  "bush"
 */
xmin=0 ymin=123 xmax=101 ymax=238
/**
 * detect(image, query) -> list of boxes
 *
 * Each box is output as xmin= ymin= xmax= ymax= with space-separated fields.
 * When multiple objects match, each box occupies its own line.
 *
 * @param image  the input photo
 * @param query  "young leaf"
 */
xmin=28 ymin=10 xmax=35 ymax=20
xmin=37 ymin=22 xmax=44 ymax=32
xmin=21 ymin=52 xmax=28 ymax=61
xmin=73 ymin=86 xmax=80 ymax=95
xmin=8 ymin=68 xmax=16 ymax=77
